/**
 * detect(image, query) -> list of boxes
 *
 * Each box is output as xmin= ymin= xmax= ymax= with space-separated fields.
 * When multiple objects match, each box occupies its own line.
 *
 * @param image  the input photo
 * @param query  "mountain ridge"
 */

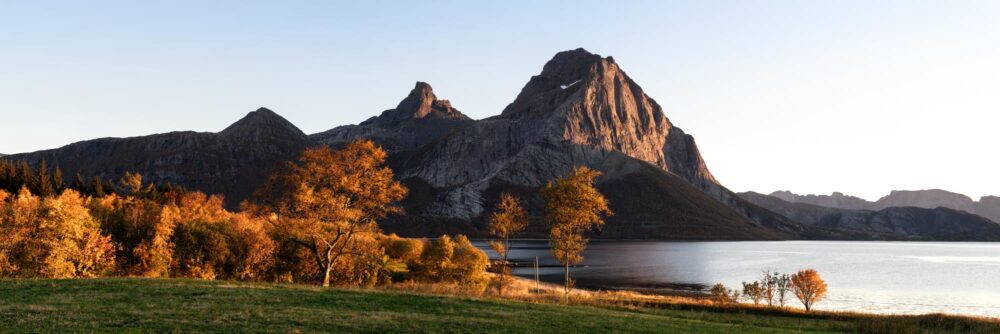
xmin=740 ymin=191 xmax=1000 ymax=241
xmin=769 ymin=189 xmax=1000 ymax=224
xmin=6 ymin=48 xmax=982 ymax=241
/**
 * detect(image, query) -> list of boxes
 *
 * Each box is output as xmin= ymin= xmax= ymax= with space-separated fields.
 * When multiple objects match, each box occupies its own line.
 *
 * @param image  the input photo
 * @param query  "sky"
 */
xmin=1 ymin=0 xmax=998 ymax=201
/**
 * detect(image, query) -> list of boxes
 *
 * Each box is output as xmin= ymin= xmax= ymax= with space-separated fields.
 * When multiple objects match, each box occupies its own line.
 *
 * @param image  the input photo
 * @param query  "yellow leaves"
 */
xmin=0 ymin=188 xmax=115 ymax=278
xmin=541 ymin=166 xmax=611 ymax=234
xmin=256 ymin=140 xmax=408 ymax=286
xmin=411 ymin=235 xmax=489 ymax=293
xmin=790 ymin=268 xmax=828 ymax=311
xmin=540 ymin=166 xmax=612 ymax=266
xmin=488 ymin=193 xmax=528 ymax=239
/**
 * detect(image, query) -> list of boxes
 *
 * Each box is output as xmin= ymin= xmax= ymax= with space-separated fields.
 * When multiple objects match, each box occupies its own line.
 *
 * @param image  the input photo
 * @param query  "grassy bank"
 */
xmin=0 ymin=279 xmax=996 ymax=333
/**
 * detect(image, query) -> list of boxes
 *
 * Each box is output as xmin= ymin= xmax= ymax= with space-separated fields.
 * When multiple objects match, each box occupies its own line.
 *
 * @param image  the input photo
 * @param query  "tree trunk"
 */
xmin=498 ymin=250 xmax=506 ymax=297
xmin=322 ymin=263 xmax=332 ymax=287
xmin=564 ymin=262 xmax=570 ymax=303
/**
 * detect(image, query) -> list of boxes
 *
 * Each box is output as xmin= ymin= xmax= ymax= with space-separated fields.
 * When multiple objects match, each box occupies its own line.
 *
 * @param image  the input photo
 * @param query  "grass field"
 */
xmin=0 ymin=278 xmax=997 ymax=333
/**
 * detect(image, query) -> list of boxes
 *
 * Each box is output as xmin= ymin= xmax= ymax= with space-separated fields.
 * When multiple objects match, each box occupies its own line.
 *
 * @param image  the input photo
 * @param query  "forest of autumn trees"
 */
xmin=0 ymin=141 xmax=489 ymax=291
xmin=0 ymin=143 xmax=619 ymax=300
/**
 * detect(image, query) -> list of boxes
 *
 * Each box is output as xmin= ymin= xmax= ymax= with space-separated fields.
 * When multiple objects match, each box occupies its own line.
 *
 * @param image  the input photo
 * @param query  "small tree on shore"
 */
xmin=540 ymin=166 xmax=612 ymax=302
xmin=775 ymin=272 xmax=792 ymax=307
xmin=790 ymin=269 xmax=827 ymax=311
xmin=761 ymin=269 xmax=777 ymax=306
xmin=742 ymin=281 xmax=765 ymax=305
xmin=487 ymin=193 xmax=528 ymax=297
xmin=710 ymin=283 xmax=740 ymax=304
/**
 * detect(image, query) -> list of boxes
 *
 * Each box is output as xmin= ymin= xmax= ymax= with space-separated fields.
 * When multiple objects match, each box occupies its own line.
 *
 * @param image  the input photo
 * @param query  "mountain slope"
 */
xmin=741 ymin=192 xmax=1000 ymax=241
xmin=5 ymin=108 xmax=308 ymax=205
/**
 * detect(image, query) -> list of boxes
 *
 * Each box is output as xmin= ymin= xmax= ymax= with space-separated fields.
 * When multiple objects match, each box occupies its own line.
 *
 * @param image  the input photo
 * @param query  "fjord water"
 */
xmin=481 ymin=241 xmax=1000 ymax=317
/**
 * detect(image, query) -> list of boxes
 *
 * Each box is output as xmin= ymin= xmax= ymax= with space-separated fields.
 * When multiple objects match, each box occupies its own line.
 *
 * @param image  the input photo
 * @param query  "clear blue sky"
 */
xmin=2 ymin=0 xmax=998 ymax=200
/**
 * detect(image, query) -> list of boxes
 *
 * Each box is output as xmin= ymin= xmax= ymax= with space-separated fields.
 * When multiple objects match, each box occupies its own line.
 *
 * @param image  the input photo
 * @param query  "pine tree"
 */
xmin=17 ymin=161 xmax=33 ymax=191
xmin=92 ymin=176 xmax=106 ymax=197
xmin=71 ymin=174 xmax=87 ymax=193
xmin=36 ymin=160 xmax=54 ymax=197
xmin=52 ymin=166 xmax=64 ymax=192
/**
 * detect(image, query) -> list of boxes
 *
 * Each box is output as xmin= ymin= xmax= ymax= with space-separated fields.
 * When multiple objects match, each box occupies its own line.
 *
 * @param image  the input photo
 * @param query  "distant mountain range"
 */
xmin=741 ymin=192 xmax=1000 ymax=241
xmin=4 ymin=48 xmax=995 ymax=241
xmin=769 ymin=190 xmax=1000 ymax=224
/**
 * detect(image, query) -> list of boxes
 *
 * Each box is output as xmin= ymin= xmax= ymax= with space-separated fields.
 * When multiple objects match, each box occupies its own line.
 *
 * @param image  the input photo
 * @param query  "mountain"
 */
xmin=382 ymin=48 xmax=811 ymax=239
xmin=769 ymin=190 xmax=1000 ymax=224
xmin=771 ymin=190 xmax=872 ymax=211
xmin=2 ymin=49 xmax=808 ymax=240
xmin=740 ymin=192 xmax=1000 ymax=241
xmin=5 ymin=108 xmax=309 ymax=205
xmin=311 ymin=82 xmax=473 ymax=153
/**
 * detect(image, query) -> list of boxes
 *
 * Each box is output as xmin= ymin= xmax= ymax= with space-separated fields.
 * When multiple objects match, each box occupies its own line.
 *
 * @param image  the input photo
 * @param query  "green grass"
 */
xmin=0 ymin=279 xmax=995 ymax=333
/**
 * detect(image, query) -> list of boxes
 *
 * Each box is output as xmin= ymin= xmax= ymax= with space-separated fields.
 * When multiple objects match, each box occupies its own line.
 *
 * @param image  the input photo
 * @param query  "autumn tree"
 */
xmin=775 ymin=272 xmax=792 ymax=307
xmin=487 ymin=193 xmax=528 ymax=297
xmin=710 ymin=283 xmax=739 ymax=304
xmin=790 ymin=269 xmax=828 ymax=311
xmin=742 ymin=281 xmax=765 ymax=305
xmin=35 ymin=190 xmax=116 ymax=278
xmin=412 ymin=235 xmax=489 ymax=292
xmin=761 ymin=269 xmax=777 ymax=306
xmin=540 ymin=166 xmax=612 ymax=301
xmin=0 ymin=188 xmax=42 ymax=276
xmin=257 ymin=140 xmax=407 ymax=287
xmin=0 ymin=189 xmax=114 ymax=278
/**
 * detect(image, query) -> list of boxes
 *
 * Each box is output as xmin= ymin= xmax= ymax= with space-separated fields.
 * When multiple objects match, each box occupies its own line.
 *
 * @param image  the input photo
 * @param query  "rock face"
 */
xmin=5 ymin=108 xmax=309 ymax=205
xmin=390 ymin=48 xmax=804 ymax=239
xmin=770 ymin=189 xmax=1000 ymax=224
xmin=401 ymin=49 xmax=722 ymax=215
xmin=311 ymin=82 xmax=473 ymax=153
xmin=741 ymin=192 xmax=1000 ymax=241
xmin=771 ymin=191 xmax=872 ymax=211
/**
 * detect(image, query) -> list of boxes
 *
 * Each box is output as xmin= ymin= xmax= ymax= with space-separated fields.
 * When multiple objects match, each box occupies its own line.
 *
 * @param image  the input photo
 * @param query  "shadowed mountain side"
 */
xmin=740 ymin=192 xmax=1000 ymax=241
xmin=383 ymin=153 xmax=789 ymax=240
xmin=5 ymin=108 xmax=309 ymax=206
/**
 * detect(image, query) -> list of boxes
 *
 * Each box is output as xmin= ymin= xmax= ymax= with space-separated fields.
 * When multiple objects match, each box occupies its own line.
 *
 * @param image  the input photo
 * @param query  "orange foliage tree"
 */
xmin=540 ymin=166 xmax=612 ymax=300
xmin=790 ymin=269 xmax=828 ymax=311
xmin=487 ymin=193 xmax=528 ymax=297
xmin=0 ymin=188 xmax=114 ymax=278
xmin=257 ymin=140 xmax=407 ymax=287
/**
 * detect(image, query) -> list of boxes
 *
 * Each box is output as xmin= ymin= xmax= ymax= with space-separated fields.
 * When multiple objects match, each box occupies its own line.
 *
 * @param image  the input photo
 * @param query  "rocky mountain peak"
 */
xmin=540 ymin=48 xmax=606 ymax=79
xmin=220 ymin=107 xmax=308 ymax=141
xmin=364 ymin=82 xmax=470 ymax=127
xmin=492 ymin=48 xmax=719 ymax=194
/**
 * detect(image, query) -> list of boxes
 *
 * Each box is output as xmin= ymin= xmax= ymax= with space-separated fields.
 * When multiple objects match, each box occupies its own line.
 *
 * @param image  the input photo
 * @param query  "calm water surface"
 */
xmin=476 ymin=240 xmax=1000 ymax=317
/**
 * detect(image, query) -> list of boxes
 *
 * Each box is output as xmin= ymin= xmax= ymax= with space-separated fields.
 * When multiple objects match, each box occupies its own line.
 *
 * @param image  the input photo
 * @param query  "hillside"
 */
xmin=1 ymin=279 xmax=997 ymax=333
xmin=4 ymin=108 xmax=308 ymax=206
